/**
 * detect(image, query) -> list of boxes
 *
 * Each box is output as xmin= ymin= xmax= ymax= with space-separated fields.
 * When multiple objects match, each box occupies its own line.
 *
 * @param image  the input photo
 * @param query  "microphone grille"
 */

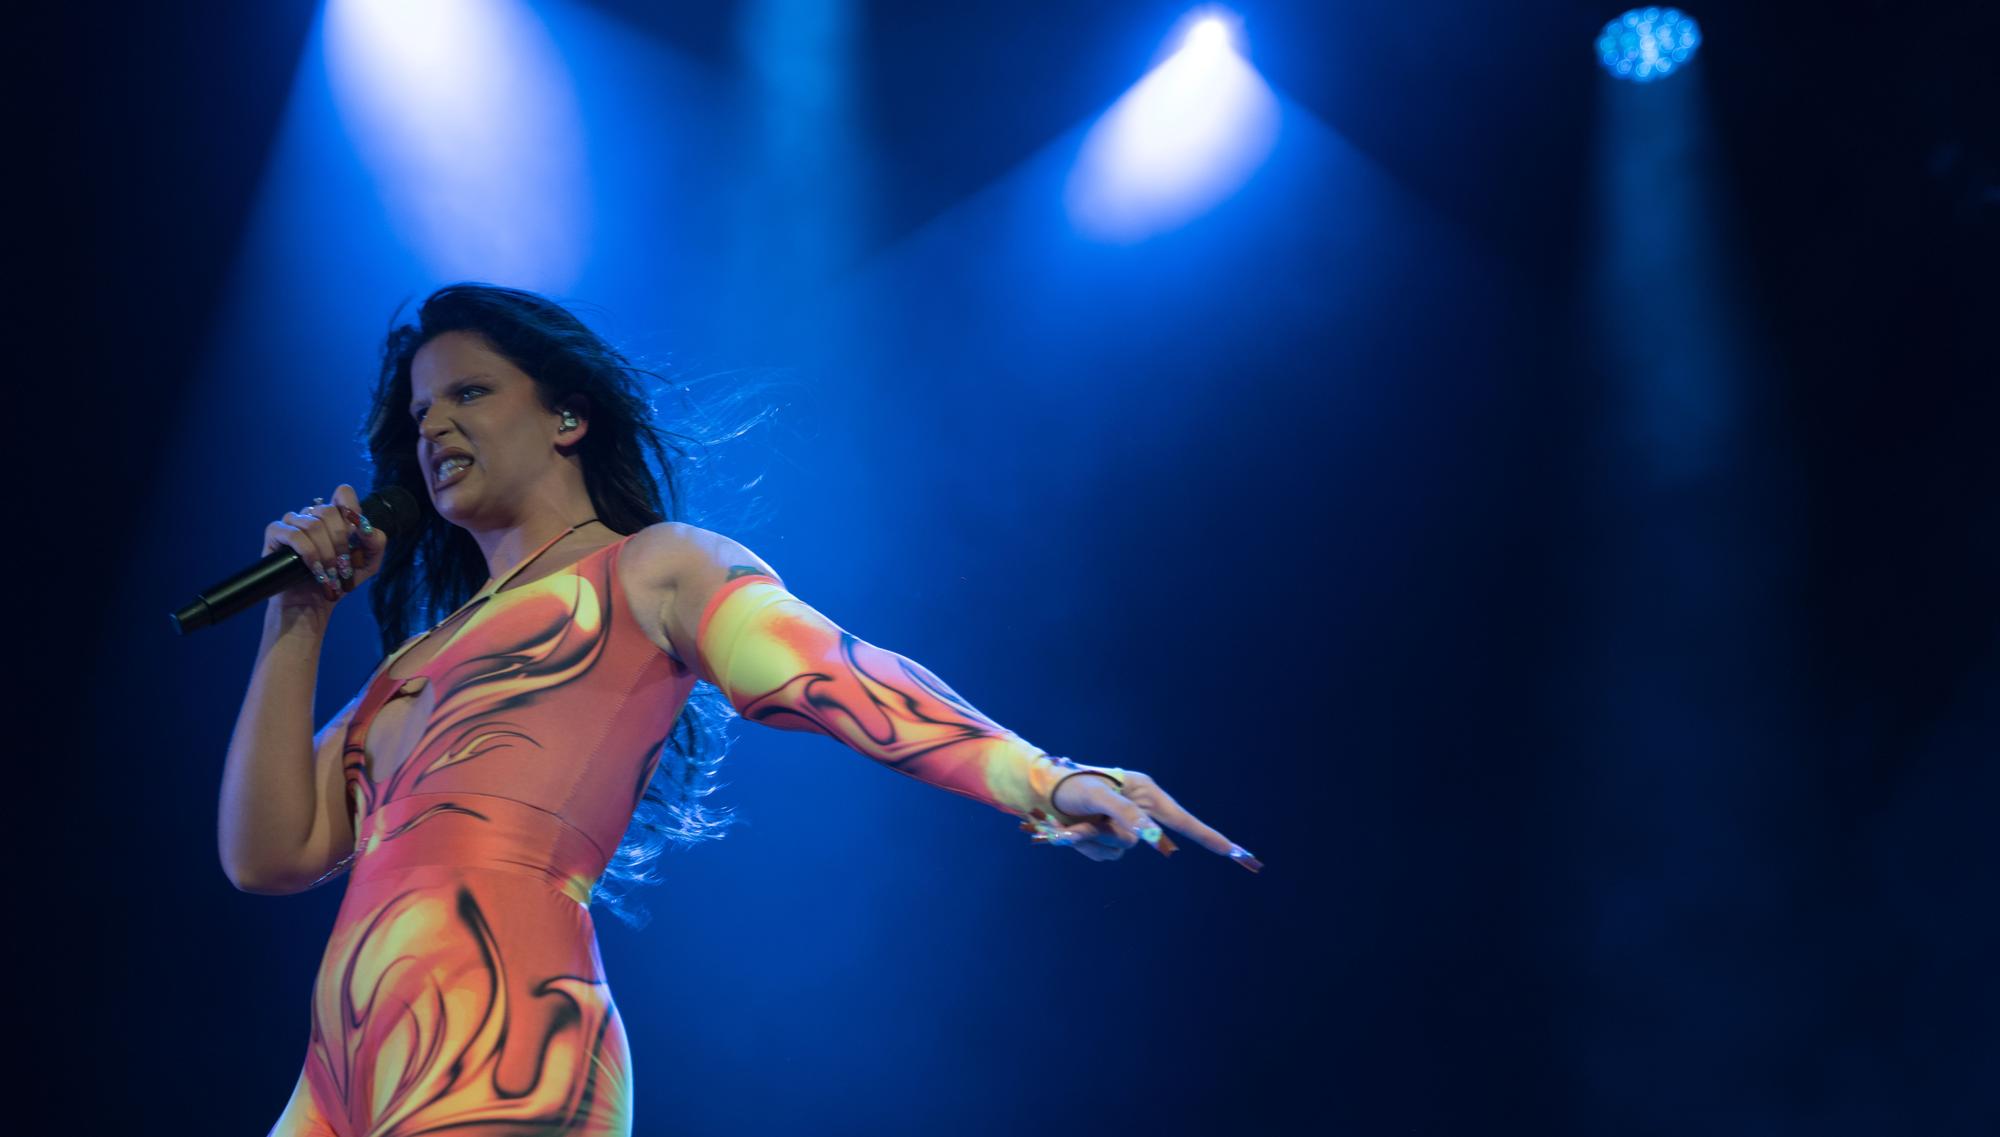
xmin=359 ymin=485 xmax=422 ymax=541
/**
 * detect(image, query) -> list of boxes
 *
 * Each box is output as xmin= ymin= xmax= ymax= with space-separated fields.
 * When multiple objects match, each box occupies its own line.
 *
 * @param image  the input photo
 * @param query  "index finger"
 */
xmin=334 ymin=484 xmax=388 ymax=549
xmin=1131 ymin=781 xmax=1262 ymax=872
xmin=332 ymin=483 xmax=364 ymax=518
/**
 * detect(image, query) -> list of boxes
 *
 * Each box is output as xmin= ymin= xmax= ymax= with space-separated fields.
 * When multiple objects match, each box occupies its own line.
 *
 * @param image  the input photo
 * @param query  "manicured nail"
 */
xmin=359 ymin=513 xmax=375 ymax=534
xmin=1137 ymin=823 xmax=1163 ymax=846
xmin=337 ymin=554 xmax=353 ymax=579
xmin=1227 ymin=845 xmax=1263 ymax=873
xmin=311 ymin=561 xmax=328 ymax=584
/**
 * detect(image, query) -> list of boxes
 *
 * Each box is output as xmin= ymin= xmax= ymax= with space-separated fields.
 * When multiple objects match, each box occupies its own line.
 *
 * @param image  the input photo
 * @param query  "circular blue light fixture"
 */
xmin=1597 ymin=7 xmax=1702 ymax=82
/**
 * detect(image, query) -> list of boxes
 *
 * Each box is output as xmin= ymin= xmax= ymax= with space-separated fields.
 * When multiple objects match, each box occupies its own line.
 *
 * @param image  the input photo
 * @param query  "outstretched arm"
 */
xmin=691 ymin=550 xmax=1102 ymax=830
xmin=624 ymin=523 xmax=1261 ymax=869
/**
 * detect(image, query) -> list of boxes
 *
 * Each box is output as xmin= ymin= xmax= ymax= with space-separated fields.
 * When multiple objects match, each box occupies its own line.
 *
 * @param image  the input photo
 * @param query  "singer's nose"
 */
xmin=420 ymin=414 xmax=455 ymax=447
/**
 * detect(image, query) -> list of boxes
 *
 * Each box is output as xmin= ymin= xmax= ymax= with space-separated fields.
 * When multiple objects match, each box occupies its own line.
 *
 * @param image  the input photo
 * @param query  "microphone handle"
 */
xmin=171 ymin=547 xmax=320 ymax=634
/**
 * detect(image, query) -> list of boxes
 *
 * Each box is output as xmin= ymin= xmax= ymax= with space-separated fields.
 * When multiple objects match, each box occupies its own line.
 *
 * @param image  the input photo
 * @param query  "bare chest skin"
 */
xmin=357 ymin=534 xmax=686 ymax=786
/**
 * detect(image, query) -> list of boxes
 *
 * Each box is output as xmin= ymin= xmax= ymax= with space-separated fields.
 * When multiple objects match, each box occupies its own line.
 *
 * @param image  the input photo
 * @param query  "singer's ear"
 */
xmin=555 ymin=395 xmax=591 ymax=451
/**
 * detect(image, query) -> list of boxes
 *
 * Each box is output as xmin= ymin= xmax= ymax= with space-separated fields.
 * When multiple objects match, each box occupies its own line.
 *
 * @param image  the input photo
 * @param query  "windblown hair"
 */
xmin=359 ymin=282 xmax=784 ymax=928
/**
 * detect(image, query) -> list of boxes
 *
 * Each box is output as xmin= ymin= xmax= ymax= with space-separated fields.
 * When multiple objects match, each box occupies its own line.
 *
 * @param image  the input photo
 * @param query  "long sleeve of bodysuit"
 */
xmin=692 ymin=573 xmax=1118 ymax=839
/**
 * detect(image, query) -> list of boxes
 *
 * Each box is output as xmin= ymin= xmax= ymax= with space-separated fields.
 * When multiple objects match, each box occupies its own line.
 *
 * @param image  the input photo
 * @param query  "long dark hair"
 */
xmin=360 ymin=282 xmax=785 ymax=927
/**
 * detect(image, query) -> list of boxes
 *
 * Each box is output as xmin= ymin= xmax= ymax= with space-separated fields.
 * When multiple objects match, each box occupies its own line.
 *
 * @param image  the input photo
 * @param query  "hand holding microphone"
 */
xmin=172 ymin=485 xmax=418 ymax=634
xmin=264 ymin=484 xmax=388 ymax=615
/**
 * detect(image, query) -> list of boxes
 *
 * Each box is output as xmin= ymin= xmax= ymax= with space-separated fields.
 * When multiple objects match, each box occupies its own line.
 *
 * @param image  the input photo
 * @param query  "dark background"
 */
xmin=26 ymin=1 xmax=1997 ymax=1133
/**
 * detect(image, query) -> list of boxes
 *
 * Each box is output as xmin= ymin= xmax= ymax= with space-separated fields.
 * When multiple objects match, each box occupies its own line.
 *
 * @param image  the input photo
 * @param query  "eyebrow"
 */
xmin=409 ymin=374 xmax=493 ymax=415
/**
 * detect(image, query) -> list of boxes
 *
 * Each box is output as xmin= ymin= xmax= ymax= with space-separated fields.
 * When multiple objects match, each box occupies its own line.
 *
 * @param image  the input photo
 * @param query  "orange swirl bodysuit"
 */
xmin=269 ymin=524 xmax=1117 ymax=1136
xmin=270 ymin=526 xmax=691 ymax=1136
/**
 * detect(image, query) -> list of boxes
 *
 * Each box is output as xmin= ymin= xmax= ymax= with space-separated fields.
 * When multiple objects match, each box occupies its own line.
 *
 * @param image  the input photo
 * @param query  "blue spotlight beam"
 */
xmin=323 ymin=0 xmax=590 ymax=289
xmin=1063 ymin=7 xmax=1279 ymax=244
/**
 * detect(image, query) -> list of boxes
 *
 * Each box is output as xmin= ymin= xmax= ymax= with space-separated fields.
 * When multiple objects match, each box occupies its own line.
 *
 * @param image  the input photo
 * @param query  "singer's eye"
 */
xmin=410 ymin=385 xmax=486 ymax=424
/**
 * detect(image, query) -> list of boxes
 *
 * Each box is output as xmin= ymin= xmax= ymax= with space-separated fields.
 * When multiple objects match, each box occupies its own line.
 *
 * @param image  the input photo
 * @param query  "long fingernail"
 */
xmin=312 ymin=561 xmax=328 ymax=584
xmin=359 ymin=513 xmax=375 ymax=535
xmin=1227 ymin=845 xmax=1263 ymax=873
xmin=1137 ymin=823 xmax=1163 ymax=846
xmin=337 ymin=554 xmax=353 ymax=579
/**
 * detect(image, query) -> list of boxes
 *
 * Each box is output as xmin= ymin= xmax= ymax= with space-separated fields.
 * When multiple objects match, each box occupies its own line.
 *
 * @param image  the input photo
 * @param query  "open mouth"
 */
xmin=433 ymin=454 xmax=473 ymax=487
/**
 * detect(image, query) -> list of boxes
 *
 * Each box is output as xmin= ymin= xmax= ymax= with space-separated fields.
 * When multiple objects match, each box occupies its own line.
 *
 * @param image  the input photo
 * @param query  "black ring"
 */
xmin=1049 ymin=769 xmax=1124 ymax=824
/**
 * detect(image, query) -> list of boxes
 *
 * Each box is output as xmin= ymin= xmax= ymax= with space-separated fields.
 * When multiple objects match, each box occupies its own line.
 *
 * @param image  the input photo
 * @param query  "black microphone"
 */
xmin=171 ymin=486 xmax=421 ymax=635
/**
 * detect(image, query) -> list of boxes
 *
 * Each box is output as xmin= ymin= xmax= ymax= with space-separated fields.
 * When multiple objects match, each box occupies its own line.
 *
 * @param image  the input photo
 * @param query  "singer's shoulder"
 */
xmin=618 ymin=523 xmax=786 ymax=666
xmin=621 ymin=523 xmax=784 ymax=593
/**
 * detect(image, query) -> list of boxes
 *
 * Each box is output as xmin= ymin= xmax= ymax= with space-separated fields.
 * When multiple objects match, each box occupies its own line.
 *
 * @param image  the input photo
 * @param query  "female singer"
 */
xmin=219 ymin=283 xmax=1259 ymax=1135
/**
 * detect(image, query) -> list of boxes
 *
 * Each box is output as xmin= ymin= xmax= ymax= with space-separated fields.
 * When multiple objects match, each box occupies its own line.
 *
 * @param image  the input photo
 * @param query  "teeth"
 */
xmin=435 ymin=456 xmax=471 ymax=483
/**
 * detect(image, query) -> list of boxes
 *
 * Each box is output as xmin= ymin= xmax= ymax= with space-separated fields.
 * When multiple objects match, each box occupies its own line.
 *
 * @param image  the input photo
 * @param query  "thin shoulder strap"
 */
xmin=484 ymin=518 xmax=599 ymax=596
